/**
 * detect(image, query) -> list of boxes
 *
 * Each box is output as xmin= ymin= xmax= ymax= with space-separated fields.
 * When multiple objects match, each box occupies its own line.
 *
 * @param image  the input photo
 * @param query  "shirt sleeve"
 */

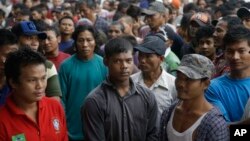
xmin=46 ymin=62 xmax=62 ymax=97
xmin=146 ymin=91 xmax=159 ymax=141
xmin=196 ymin=110 xmax=230 ymax=141
xmin=81 ymin=98 xmax=105 ymax=141
xmin=205 ymin=87 xmax=230 ymax=122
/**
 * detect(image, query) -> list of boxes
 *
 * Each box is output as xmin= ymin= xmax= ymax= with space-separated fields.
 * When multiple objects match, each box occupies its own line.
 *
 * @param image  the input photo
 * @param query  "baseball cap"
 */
xmin=237 ymin=7 xmax=250 ymax=19
xmin=190 ymin=12 xmax=210 ymax=27
xmin=176 ymin=54 xmax=215 ymax=79
xmin=141 ymin=1 xmax=167 ymax=16
xmin=11 ymin=21 xmax=47 ymax=40
xmin=134 ymin=35 xmax=166 ymax=56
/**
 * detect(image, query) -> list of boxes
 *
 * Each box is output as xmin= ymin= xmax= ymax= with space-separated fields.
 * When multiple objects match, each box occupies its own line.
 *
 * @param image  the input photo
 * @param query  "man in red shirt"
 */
xmin=0 ymin=47 xmax=68 ymax=141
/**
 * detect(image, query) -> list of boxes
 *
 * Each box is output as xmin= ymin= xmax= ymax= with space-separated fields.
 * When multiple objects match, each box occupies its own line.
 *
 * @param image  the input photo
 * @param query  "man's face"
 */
xmin=0 ymin=44 xmax=18 ymax=74
xmin=42 ymin=30 xmax=60 ymax=54
xmin=76 ymin=30 xmax=96 ymax=60
xmin=188 ymin=21 xmax=200 ymax=38
xmin=145 ymin=13 xmax=165 ymax=31
xmin=19 ymin=35 xmax=39 ymax=51
xmin=31 ymin=11 xmax=42 ymax=20
xmin=197 ymin=37 xmax=216 ymax=59
xmin=242 ymin=17 xmax=250 ymax=29
xmin=108 ymin=25 xmax=123 ymax=39
xmin=175 ymin=71 xmax=209 ymax=100
xmin=79 ymin=5 xmax=93 ymax=19
xmin=10 ymin=64 xmax=47 ymax=103
xmin=213 ymin=20 xmax=228 ymax=48
xmin=138 ymin=52 xmax=163 ymax=73
xmin=225 ymin=40 xmax=250 ymax=73
xmin=59 ymin=18 xmax=75 ymax=35
xmin=105 ymin=50 xmax=134 ymax=83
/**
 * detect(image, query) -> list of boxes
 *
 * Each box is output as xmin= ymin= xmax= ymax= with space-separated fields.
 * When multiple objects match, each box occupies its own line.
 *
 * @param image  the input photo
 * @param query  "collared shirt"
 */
xmin=159 ymin=102 xmax=230 ymax=141
xmin=0 ymin=96 xmax=68 ymax=141
xmin=131 ymin=70 xmax=177 ymax=129
xmin=82 ymin=78 xmax=158 ymax=141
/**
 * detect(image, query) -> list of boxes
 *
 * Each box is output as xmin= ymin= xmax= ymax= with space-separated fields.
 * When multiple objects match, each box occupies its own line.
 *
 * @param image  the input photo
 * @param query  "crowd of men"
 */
xmin=0 ymin=0 xmax=250 ymax=141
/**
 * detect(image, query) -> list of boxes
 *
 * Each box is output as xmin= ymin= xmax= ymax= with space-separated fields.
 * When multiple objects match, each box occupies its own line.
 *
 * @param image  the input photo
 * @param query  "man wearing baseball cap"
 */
xmin=131 ymin=35 xmax=177 ymax=131
xmin=159 ymin=54 xmax=229 ymax=141
xmin=11 ymin=21 xmax=47 ymax=51
xmin=141 ymin=1 xmax=168 ymax=33
xmin=11 ymin=21 xmax=62 ymax=102
xmin=237 ymin=3 xmax=250 ymax=29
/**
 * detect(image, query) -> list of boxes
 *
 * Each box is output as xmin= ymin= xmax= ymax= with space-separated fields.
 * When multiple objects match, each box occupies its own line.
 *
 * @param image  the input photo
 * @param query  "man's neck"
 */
xmin=110 ymin=77 xmax=130 ymax=97
xmin=180 ymin=96 xmax=212 ymax=114
xmin=45 ymin=49 xmax=59 ymax=58
xmin=142 ymin=68 xmax=162 ymax=88
xmin=61 ymin=35 xmax=72 ymax=42
xmin=229 ymin=69 xmax=250 ymax=79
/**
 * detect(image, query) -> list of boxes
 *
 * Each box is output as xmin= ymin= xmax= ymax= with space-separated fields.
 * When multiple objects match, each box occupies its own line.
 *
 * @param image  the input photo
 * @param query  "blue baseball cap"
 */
xmin=11 ymin=21 xmax=47 ymax=40
xmin=134 ymin=35 xmax=166 ymax=56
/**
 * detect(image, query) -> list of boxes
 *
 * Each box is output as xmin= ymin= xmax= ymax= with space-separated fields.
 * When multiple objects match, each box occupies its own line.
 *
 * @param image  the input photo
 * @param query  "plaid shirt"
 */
xmin=159 ymin=102 xmax=230 ymax=141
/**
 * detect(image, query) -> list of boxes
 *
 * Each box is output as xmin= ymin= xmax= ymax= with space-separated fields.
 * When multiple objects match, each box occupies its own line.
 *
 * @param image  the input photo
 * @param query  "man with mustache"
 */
xmin=131 ymin=35 xmax=177 ymax=132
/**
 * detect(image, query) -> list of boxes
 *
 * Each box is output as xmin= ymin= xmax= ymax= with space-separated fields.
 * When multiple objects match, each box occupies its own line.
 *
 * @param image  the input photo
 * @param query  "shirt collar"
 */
xmin=6 ymin=94 xmax=45 ymax=115
xmin=137 ymin=69 xmax=171 ymax=90
xmin=103 ymin=76 xmax=137 ymax=95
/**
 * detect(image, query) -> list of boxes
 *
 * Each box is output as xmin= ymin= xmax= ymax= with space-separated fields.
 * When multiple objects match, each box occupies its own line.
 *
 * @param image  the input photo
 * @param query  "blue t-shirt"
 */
xmin=205 ymin=74 xmax=250 ymax=122
xmin=0 ymin=84 xmax=10 ymax=106
xmin=59 ymin=39 xmax=74 ymax=52
xmin=59 ymin=54 xmax=107 ymax=140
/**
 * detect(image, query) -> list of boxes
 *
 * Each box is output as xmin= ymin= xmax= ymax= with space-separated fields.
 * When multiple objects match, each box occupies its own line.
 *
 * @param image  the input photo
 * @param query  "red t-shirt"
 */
xmin=0 ymin=96 xmax=68 ymax=141
xmin=48 ymin=51 xmax=70 ymax=71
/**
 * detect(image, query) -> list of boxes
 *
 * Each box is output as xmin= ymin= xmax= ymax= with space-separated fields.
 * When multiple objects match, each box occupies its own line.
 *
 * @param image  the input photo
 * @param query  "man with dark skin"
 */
xmin=82 ymin=37 xmax=158 ymax=141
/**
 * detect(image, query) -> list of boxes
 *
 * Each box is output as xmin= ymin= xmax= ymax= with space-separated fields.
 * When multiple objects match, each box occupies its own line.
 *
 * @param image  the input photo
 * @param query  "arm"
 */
xmin=58 ymin=65 xmax=68 ymax=110
xmin=206 ymin=114 xmax=230 ymax=141
xmin=205 ymin=87 xmax=230 ymax=122
xmin=45 ymin=61 xmax=62 ymax=100
xmin=81 ymin=98 xmax=105 ymax=141
xmin=146 ymin=92 xmax=158 ymax=141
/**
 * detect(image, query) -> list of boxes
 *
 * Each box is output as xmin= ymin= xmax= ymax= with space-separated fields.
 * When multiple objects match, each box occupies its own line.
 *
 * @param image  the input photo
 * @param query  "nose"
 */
xmin=200 ymin=43 xmax=208 ymax=49
xmin=121 ymin=61 xmax=128 ymax=70
xmin=213 ymin=31 xmax=217 ymax=37
xmin=232 ymin=52 xmax=240 ymax=60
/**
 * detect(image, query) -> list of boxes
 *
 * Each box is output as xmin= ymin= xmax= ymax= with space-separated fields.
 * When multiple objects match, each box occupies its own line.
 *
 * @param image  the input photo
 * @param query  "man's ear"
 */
xmin=9 ymin=78 xmax=17 ymax=89
xmin=204 ymin=79 xmax=210 ymax=90
xmin=159 ymin=55 xmax=165 ymax=62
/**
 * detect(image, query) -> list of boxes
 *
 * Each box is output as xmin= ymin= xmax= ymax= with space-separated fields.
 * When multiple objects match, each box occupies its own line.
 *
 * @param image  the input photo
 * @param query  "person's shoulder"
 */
xmin=135 ymin=83 xmax=154 ymax=97
xmin=201 ymin=107 xmax=227 ymax=126
xmin=41 ymin=97 xmax=62 ymax=108
xmin=131 ymin=71 xmax=142 ymax=81
xmin=85 ymin=84 xmax=105 ymax=100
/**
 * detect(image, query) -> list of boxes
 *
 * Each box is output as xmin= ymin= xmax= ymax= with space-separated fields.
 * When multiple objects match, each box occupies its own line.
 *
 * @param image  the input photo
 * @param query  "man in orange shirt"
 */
xmin=0 ymin=47 xmax=68 ymax=141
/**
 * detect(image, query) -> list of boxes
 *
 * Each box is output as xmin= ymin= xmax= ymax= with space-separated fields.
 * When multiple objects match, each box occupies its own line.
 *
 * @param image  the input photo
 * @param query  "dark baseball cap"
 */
xmin=237 ymin=7 xmax=250 ymax=19
xmin=190 ymin=12 xmax=210 ymax=27
xmin=11 ymin=21 xmax=47 ymax=40
xmin=134 ymin=35 xmax=166 ymax=56
xmin=141 ymin=1 xmax=167 ymax=16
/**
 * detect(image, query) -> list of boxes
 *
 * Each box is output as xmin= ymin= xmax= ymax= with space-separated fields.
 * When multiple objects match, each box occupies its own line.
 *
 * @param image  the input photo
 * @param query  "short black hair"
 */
xmin=4 ymin=46 xmax=46 ymax=84
xmin=104 ymin=37 xmax=133 ymax=58
xmin=223 ymin=25 xmax=250 ymax=47
xmin=196 ymin=25 xmax=215 ymax=43
xmin=221 ymin=16 xmax=242 ymax=31
xmin=72 ymin=25 xmax=99 ymax=51
xmin=58 ymin=16 xmax=75 ymax=26
xmin=0 ymin=29 xmax=18 ymax=47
